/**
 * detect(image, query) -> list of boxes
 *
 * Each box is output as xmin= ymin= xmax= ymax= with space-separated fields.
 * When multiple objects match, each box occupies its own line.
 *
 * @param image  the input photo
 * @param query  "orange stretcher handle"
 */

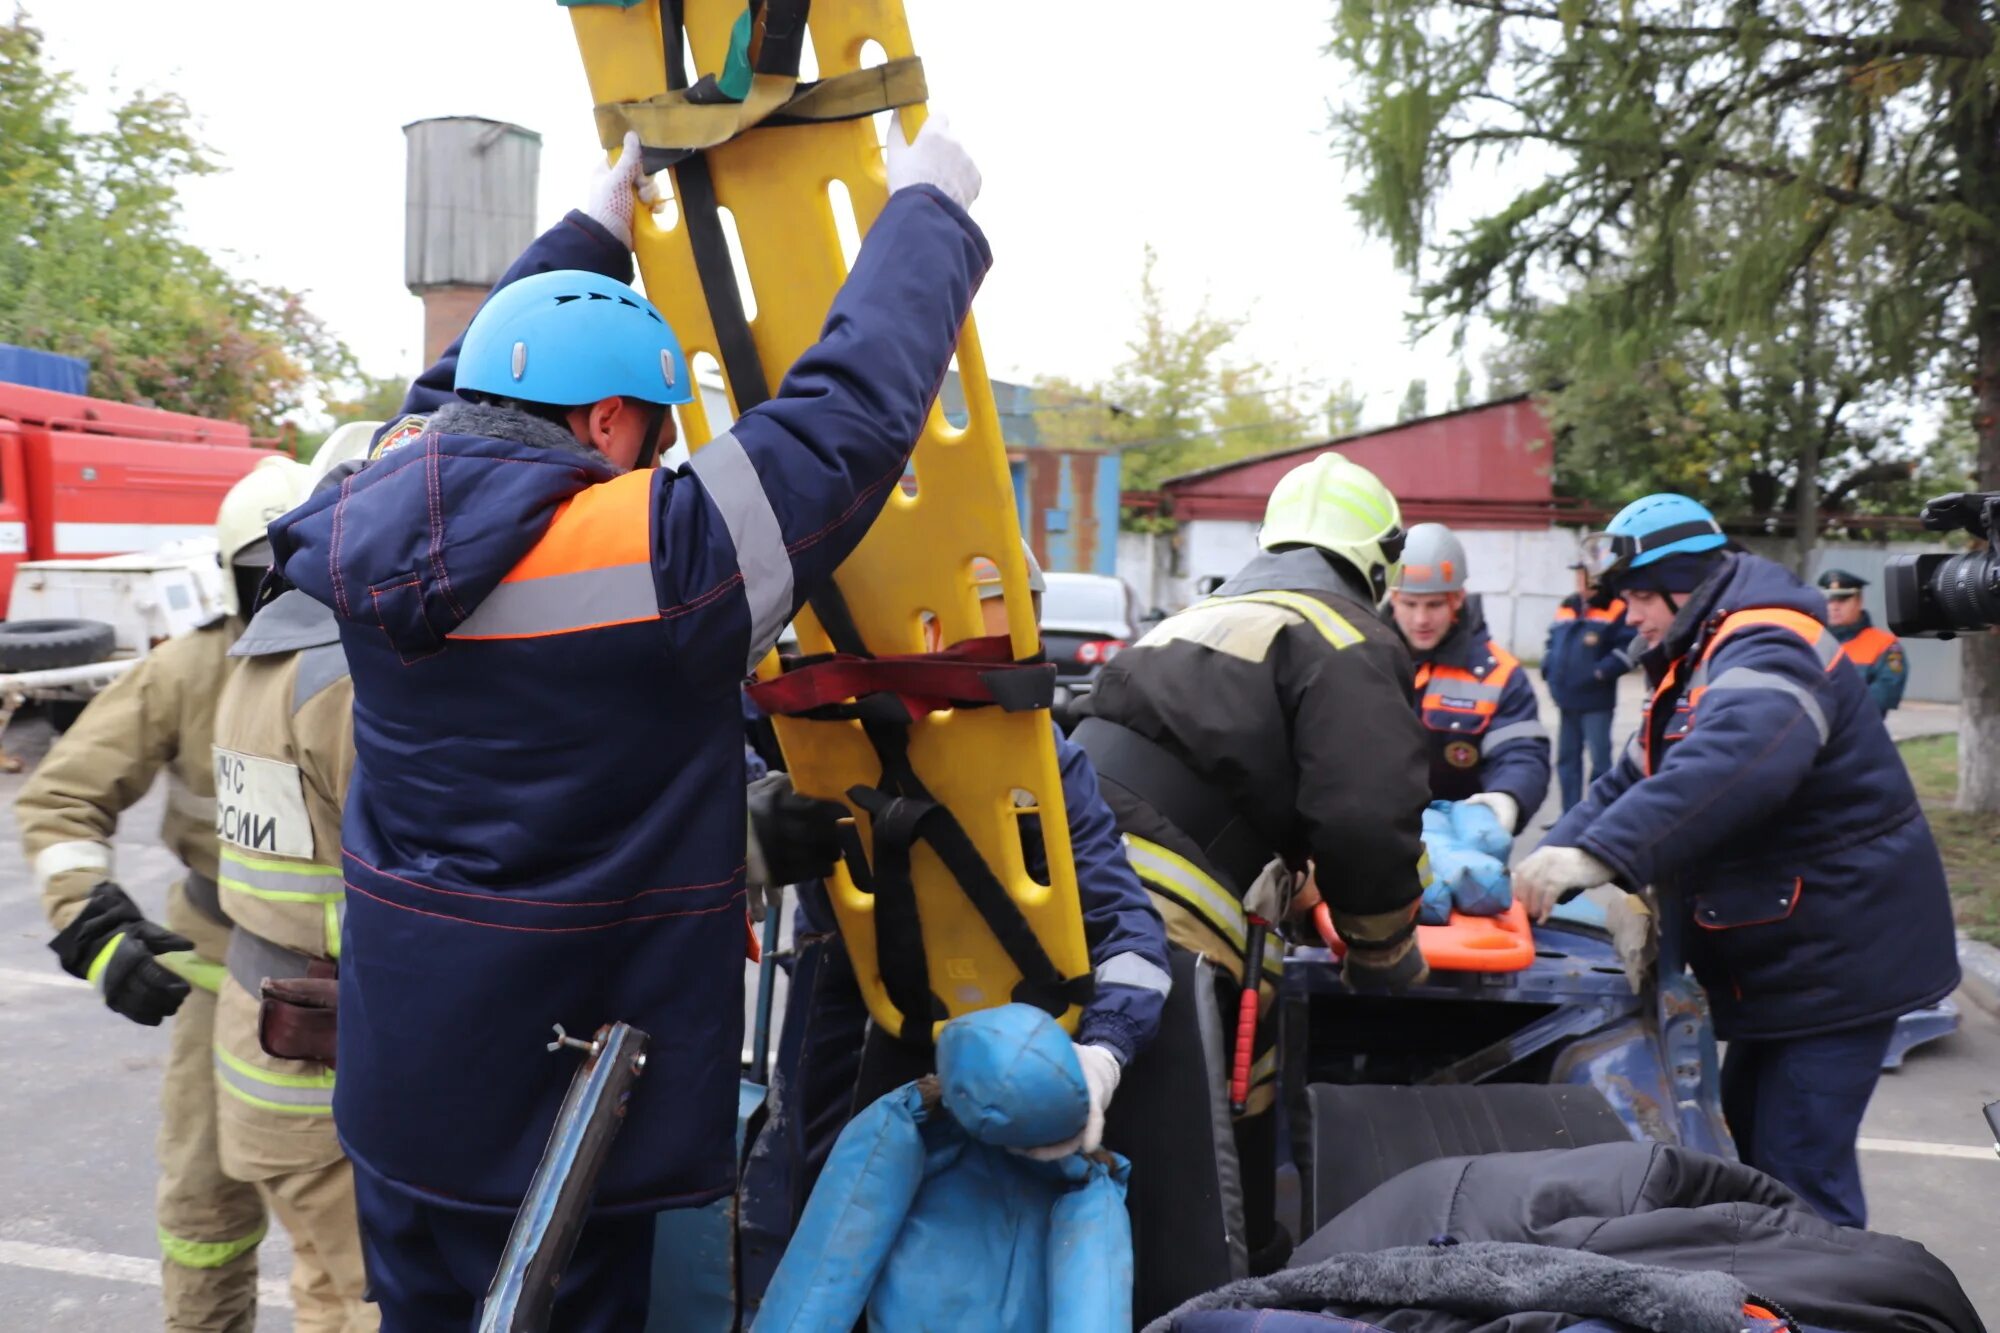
xmin=1312 ymin=900 xmax=1535 ymax=974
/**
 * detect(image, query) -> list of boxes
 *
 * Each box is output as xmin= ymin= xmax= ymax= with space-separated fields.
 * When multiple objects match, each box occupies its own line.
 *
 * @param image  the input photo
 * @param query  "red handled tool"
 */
xmin=1230 ymin=915 xmax=1269 ymax=1116
xmin=1312 ymin=902 xmax=1342 ymax=955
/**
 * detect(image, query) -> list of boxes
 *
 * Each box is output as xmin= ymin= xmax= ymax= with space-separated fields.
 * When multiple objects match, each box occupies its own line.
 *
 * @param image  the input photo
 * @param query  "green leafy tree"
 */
xmin=1033 ymin=248 xmax=1316 ymax=506
xmin=0 ymin=14 xmax=354 ymax=432
xmin=1396 ymin=377 xmax=1430 ymax=422
xmin=1323 ymin=380 xmax=1367 ymax=436
xmin=1329 ymin=0 xmax=2000 ymax=808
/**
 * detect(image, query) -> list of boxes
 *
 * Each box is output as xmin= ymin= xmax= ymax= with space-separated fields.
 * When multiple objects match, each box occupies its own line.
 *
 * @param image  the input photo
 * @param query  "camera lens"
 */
xmin=1929 ymin=549 xmax=2000 ymax=630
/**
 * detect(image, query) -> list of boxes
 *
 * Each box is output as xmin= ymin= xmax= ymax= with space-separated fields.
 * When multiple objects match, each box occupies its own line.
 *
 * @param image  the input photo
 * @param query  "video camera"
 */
xmin=1885 ymin=492 xmax=2000 ymax=638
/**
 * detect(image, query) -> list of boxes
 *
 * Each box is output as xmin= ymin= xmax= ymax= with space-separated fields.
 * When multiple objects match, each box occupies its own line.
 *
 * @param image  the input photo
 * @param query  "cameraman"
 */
xmin=1514 ymin=493 xmax=1958 ymax=1229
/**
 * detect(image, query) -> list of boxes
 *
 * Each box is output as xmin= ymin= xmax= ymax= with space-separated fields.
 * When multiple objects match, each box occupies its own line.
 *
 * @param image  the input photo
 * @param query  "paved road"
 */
xmin=2 ymin=708 xmax=1993 ymax=1329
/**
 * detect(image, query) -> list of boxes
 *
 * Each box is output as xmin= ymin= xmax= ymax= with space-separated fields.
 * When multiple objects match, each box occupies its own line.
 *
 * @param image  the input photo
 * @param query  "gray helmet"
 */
xmin=971 ymin=542 xmax=1045 ymax=601
xmin=1389 ymin=523 xmax=1468 ymax=594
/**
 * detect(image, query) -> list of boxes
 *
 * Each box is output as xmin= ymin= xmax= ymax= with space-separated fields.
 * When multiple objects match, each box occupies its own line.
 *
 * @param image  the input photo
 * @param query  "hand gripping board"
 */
xmin=568 ymin=1 xmax=1090 ymax=1042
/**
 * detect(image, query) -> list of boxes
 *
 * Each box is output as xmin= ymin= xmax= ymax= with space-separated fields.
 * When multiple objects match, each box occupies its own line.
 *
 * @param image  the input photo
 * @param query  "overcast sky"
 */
xmin=35 ymin=0 xmax=1494 ymax=428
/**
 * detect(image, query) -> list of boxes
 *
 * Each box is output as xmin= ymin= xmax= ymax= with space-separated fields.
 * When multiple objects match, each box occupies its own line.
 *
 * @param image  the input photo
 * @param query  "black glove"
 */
xmin=50 ymin=882 xmax=195 ymax=1026
xmin=746 ymin=773 xmax=848 ymax=890
xmin=1341 ymin=936 xmax=1430 ymax=994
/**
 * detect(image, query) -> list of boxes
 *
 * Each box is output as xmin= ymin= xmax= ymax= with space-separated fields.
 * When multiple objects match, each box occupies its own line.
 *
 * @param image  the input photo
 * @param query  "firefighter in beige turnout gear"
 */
xmin=207 ymin=424 xmax=377 ymax=1331
xmin=19 ymin=455 xmax=311 ymax=1332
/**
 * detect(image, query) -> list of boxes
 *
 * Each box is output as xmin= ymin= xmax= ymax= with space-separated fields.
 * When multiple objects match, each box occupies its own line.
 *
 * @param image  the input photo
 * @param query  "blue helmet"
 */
xmin=453 ymin=269 xmax=693 ymax=408
xmin=1580 ymin=493 xmax=1726 ymax=581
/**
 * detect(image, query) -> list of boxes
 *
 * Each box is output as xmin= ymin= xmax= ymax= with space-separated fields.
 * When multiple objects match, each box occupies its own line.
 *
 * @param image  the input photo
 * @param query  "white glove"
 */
xmin=1019 ymin=1043 xmax=1122 ymax=1161
xmin=1514 ymin=845 xmax=1615 ymax=923
xmin=1242 ymin=857 xmax=1297 ymax=924
xmin=1464 ymin=791 xmax=1520 ymax=836
xmin=1592 ymin=887 xmax=1655 ymax=993
xmin=886 ymin=110 xmax=981 ymax=211
xmin=585 ymin=130 xmax=661 ymax=249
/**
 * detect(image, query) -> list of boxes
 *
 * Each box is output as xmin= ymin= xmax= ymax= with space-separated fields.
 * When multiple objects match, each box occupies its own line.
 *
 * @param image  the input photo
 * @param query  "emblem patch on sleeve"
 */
xmin=1444 ymin=740 xmax=1481 ymax=769
xmin=369 ymin=414 xmax=428 ymax=460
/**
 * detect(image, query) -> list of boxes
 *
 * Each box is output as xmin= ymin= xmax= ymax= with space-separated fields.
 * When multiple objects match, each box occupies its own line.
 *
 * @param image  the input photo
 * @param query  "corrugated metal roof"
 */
xmin=1159 ymin=393 xmax=1536 ymax=487
xmin=404 ymin=118 xmax=542 ymax=291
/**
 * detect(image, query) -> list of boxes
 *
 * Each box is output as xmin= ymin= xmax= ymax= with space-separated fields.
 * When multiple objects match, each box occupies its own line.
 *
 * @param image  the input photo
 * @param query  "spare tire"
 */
xmin=0 ymin=619 xmax=118 ymax=672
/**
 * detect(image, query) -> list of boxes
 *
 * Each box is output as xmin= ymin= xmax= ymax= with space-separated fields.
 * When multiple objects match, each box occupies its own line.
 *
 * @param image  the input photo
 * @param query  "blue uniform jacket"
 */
xmin=1409 ymin=609 xmax=1550 ymax=829
xmin=1544 ymin=553 xmax=1958 ymax=1040
xmin=268 ymin=189 xmax=991 ymax=1213
xmin=790 ymin=723 xmax=1170 ymax=1065
xmin=1542 ymin=592 xmax=1640 ymax=713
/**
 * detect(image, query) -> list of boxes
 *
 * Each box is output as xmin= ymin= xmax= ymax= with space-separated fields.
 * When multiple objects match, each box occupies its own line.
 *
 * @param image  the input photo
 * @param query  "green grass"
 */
xmin=1899 ymin=734 xmax=2000 ymax=946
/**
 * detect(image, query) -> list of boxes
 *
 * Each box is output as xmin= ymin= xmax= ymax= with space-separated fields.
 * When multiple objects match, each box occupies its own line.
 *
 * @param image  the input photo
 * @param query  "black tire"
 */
xmin=0 ymin=619 xmax=118 ymax=672
xmin=1303 ymin=1083 xmax=1632 ymax=1232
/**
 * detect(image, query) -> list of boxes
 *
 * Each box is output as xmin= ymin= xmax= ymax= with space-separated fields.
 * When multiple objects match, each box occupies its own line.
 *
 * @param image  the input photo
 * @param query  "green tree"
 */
xmin=1323 ymin=379 xmax=1366 ymax=436
xmin=0 ymin=14 xmax=354 ymax=432
xmin=1032 ymin=248 xmax=1316 ymax=504
xmin=1329 ymin=0 xmax=2000 ymax=808
xmin=1396 ymin=377 xmax=1429 ymax=422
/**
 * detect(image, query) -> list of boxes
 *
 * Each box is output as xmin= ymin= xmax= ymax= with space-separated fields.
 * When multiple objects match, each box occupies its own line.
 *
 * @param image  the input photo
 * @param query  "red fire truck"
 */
xmin=0 ymin=379 xmax=273 ymax=619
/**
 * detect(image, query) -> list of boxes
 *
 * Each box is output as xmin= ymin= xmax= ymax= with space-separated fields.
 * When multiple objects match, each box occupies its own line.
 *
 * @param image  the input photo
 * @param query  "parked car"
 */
xmin=1040 ymin=572 xmax=1139 ymax=696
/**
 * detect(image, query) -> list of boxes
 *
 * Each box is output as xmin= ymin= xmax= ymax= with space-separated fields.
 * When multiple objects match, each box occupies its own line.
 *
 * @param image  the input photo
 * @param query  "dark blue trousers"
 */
xmin=1556 ymin=708 xmax=1615 ymax=812
xmin=352 ymin=1163 xmax=654 ymax=1332
xmin=1719 ymin=1019 xmax=1896 ymax=1229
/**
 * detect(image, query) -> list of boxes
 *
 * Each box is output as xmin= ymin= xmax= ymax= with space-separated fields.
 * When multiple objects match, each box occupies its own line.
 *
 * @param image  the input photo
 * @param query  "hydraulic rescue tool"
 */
xmin=478 ymin=1022 xmax=649 ymax=1333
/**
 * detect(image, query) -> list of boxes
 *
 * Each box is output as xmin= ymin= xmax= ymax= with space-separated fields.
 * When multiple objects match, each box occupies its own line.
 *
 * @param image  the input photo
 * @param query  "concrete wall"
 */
xmin=1116 ymin=523 xmax=1965 ymax=702
xmin=1125 ymin=519 xmax=1581 ymax=659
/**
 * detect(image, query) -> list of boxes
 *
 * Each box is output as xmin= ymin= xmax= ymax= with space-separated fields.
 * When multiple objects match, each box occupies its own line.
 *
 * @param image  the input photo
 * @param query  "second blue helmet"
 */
xmin=454 ymin=269 xmax=693 ymax=408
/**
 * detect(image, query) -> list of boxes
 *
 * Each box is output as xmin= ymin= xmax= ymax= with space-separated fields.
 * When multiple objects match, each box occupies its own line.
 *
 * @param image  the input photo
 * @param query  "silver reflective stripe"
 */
xmin=1480 ymin=720 xmax=1549 ymax=752
xmin=166 ymin=775 xmax=215 ymax=823
xmin=1122 ymin=836 xmax=1248 ymax=952
xmin=1701 ymin=667 xmax=1831 ymax=745
xmin=691 ymin=431 xmax=795 ymax=669
xmin=451 ymin=562 xmax=658 ymax=639
xmin=1096 ymin=951 xmax=1173 ymax=997
xmin=33 ymin=840 xmax=110 ymax=892
xmin=1422 ymin=678 xmax=1504 ymax=703
xmin=218 ymin=849 xmax=342 ymax=903
xmin=211 ymin=1052 xmax=335 ymax=1113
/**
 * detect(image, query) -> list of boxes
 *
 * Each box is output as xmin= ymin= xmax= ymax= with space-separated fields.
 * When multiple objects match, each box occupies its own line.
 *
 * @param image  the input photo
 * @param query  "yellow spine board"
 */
xmin=569 ymin=1 xmax=1088 ymax=1041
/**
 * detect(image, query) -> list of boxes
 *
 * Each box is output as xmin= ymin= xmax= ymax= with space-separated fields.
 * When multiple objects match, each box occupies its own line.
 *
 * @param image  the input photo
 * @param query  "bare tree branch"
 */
xmin=1441 ymin=130 xmax=1946 ymax=228
xmin=1446 ymin=0 xmax=1987 ymax=59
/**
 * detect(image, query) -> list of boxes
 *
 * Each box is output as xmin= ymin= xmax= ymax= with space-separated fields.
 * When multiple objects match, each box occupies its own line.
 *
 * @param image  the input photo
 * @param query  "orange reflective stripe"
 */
xmin=1701 ymin=607 xmax=1838 ymax=672
xmin=1588 ymin=599 xmax=1626 ymax=623
xmin=1554 ymin=605 xmax=1578 ymax=622
xmin=1845 ymin=625 xmax=1896 ymax=666
xmin=449 ymin=470 xmax=659 ymax=641
xmin=501 ymin=469 xmax=655 ymax=581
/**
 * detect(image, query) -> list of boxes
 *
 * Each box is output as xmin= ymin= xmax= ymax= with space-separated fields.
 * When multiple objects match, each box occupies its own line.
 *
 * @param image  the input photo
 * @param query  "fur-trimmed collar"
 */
xmin=431 ymin=398 xmax=611 ymax=467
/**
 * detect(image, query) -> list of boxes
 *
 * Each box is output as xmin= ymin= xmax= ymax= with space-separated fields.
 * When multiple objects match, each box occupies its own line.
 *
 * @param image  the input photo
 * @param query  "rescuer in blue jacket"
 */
xmin=1386 ymin=523 xmax=1551 ymax=836
xmin=1543 ymin=561 xmax=1642 ymax=811
xmin=1516 ymin=494 xmax=1959 ymax=1230
xmin=1818 ymin=569 xmax=1908 ymax=717
xmin=266 ymin=120 xmax=989 ymax=1328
